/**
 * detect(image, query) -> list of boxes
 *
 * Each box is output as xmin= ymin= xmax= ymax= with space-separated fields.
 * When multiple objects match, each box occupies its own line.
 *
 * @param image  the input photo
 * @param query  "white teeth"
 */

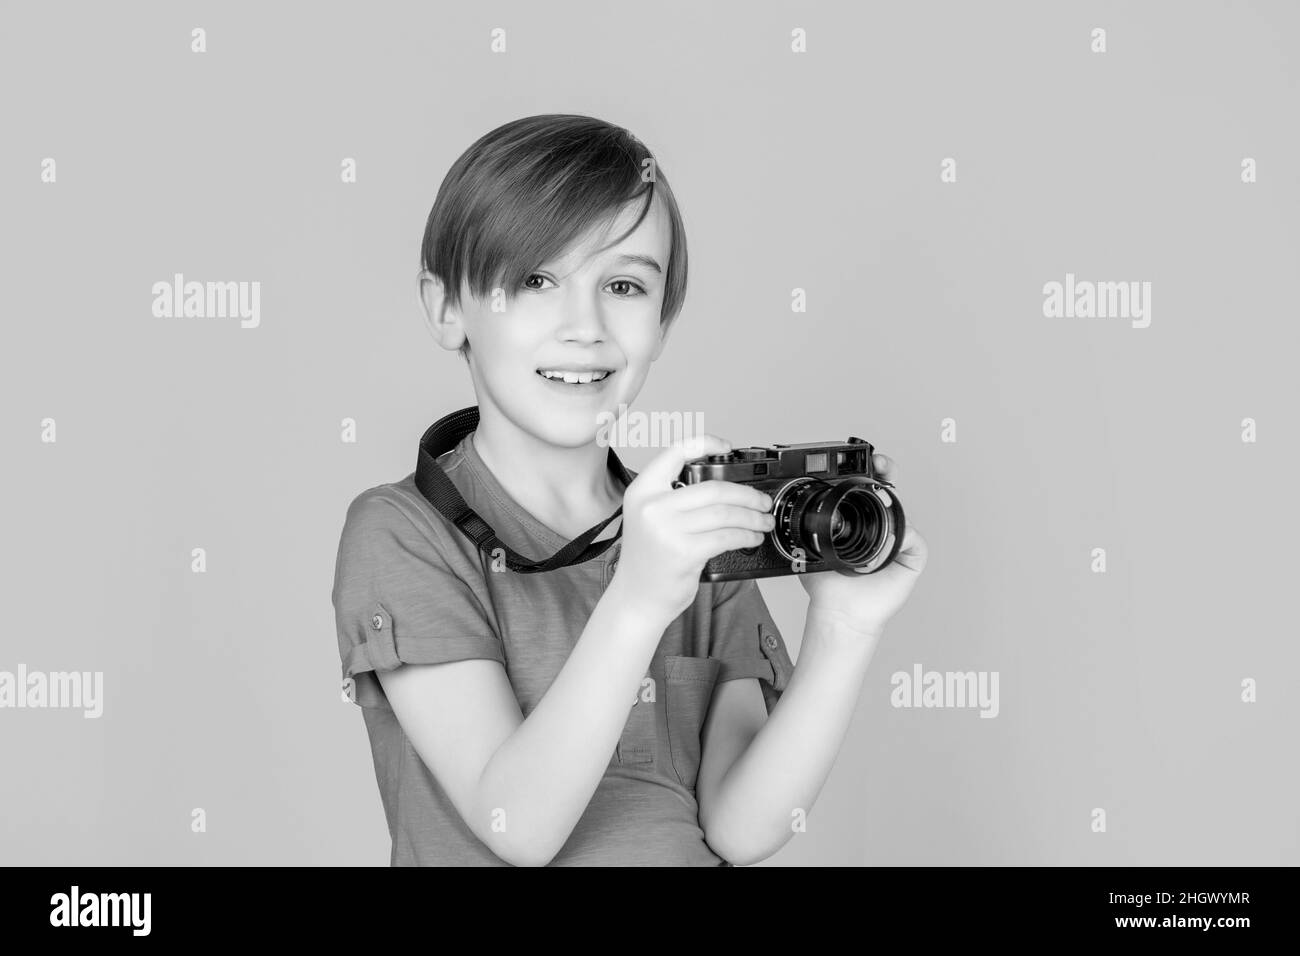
xmin=539 ymin=369 xmax=610 ymax=383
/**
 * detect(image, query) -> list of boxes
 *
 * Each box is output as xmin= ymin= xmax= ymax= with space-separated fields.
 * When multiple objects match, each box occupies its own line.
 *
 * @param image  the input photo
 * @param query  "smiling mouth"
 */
xmin=536 ymin=369 xmax=615 ymax=384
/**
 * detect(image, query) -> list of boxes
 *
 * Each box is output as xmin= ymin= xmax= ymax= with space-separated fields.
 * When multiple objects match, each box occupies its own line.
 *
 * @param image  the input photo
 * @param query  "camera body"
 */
xmin=676 ymin=436 xmax=906 ymax=583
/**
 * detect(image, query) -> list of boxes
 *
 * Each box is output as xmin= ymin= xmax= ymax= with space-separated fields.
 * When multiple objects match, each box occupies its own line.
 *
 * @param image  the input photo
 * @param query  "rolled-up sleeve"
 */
xmin=331 ymin=490 xmax=503 ymax=708
xmin=707 ymin=578 xmax=795 ymax=714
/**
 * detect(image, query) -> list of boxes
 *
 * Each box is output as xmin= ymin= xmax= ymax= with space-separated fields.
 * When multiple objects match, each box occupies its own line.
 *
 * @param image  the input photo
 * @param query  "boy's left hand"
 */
xmin=797 ymin=453 xmax=928 ymax=637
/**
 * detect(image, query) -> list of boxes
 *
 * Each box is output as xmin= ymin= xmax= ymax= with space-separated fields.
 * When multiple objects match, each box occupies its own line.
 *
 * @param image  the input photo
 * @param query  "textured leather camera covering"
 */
xmin=703 ymin=545 xmax=821 ymax=582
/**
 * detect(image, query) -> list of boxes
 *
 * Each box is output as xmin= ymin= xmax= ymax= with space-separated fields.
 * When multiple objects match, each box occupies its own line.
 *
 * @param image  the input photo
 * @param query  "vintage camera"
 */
xmin=676 ymin=436 xmax=905 ymax=582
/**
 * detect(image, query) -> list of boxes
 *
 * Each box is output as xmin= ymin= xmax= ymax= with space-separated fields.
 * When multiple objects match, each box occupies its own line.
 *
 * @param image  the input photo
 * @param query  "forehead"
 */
xmin=547 ymin=194 xmax=670 ymax=270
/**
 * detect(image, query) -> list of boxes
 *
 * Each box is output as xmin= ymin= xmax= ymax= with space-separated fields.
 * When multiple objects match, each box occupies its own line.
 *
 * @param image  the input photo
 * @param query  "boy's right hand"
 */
xmin=608 ymin=435 xmax=776 ymax=624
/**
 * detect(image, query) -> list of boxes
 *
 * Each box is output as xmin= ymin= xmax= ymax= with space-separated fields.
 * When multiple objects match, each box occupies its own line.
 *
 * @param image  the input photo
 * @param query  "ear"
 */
xmin=416 ymin=270 xmax=468 ymax=351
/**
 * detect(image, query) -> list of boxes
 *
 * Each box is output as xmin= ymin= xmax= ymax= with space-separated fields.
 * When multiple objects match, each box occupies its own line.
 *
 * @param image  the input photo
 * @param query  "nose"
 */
xmin=556 ymin=287 xmax=608 ymax=345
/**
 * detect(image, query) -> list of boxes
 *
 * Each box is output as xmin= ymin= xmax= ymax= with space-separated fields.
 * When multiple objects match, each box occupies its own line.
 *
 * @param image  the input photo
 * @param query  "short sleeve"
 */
xmin=331 ymin=490 xmax=504 ymax=709
xmin=707 ymin=578 xmax=795 ymax=715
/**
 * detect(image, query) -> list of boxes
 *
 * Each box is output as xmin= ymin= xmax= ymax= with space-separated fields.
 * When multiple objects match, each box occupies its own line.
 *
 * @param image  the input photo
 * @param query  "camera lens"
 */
xmin=770 ymin=476 xmax=904 ymax=575
xmin=825 ymin=488 xmax=885 ymax=564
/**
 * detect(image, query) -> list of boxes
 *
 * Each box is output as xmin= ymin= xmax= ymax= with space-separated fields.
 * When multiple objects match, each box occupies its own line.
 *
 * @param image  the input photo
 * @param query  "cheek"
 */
xmin=474 ymin=310 xmax=541 ymax=357
xmin=622 ymin=318 xmax=665 ymax=358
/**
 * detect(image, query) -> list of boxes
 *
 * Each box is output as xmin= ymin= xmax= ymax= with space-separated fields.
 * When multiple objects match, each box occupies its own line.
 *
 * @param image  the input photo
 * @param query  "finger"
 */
xmin=893 ymin=524 xmax=928 ymax=572
xmin=873 ymin=452 xmax=896 ymax=483
xmin=665 ymin=479 xmax=773 ymax=514
xmin=680 ymin=504 xmax=776 ymax=535
xmin=691 ymin=527 xmax=768 ymax=560
xmin=634 ymin=434 xmax=732 ymax=491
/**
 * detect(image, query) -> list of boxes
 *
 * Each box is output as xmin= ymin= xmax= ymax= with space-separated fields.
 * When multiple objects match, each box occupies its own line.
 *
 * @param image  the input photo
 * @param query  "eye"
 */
xmin=522 ymin=273 xmax=555 ymax=291
xmin=607 ymin=279 xmax=647 ymax=297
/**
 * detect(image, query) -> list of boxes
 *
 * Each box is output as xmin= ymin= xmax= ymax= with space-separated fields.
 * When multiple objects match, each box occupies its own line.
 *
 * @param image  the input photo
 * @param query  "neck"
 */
xmin=470 ymin=402 xmax=623 ymax=541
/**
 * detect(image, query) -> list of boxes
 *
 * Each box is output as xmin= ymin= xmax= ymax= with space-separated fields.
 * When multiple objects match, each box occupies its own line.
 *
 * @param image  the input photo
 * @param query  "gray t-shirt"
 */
xmin=331 ymin=430 xmax=793 ymax=866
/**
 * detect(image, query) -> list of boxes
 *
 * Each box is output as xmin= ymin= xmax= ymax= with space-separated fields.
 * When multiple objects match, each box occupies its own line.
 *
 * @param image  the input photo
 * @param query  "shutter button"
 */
xmin=371 ymin=613 xmax=384 ymax=630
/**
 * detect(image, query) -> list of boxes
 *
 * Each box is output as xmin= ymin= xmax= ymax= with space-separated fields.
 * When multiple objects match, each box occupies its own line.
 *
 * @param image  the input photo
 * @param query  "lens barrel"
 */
xmin=771 ymin=476 xmax=904 ymax=575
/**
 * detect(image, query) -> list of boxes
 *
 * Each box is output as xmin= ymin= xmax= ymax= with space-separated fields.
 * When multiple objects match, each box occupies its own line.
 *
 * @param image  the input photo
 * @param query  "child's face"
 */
xmin=460 ymin=196 xmax=673 ymax=449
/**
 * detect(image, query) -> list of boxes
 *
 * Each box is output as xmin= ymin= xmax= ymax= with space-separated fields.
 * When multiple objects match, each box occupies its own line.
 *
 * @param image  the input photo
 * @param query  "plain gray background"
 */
xmin=2 ymin=0 xmax=1296 ymax=865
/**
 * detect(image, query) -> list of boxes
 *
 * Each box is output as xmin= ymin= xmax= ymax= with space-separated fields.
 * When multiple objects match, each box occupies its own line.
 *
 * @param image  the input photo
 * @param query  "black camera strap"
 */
xmin=413 ymin=405 xmax=631 ymax=574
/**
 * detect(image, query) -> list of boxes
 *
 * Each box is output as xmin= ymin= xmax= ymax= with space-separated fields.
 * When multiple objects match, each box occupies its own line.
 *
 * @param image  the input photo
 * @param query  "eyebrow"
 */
xmin=612 ymin=253 xmax=662 ymax=274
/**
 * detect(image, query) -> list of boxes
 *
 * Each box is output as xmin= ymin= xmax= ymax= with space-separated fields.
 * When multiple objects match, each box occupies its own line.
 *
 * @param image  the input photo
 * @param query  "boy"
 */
xmin=331 ymin=114 xmax=927 ymax=866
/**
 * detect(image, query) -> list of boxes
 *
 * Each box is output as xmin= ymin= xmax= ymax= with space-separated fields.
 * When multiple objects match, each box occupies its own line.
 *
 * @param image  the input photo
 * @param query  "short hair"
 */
xmin=420 ymin=114 xmax=688 ymax=358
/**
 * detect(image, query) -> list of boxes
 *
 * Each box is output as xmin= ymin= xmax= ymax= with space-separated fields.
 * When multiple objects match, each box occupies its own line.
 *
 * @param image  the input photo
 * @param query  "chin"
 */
xmin=540 ymin=415 xmax=614 ymax=449
xmin=506 ymin=404 xmax=612 ymax=450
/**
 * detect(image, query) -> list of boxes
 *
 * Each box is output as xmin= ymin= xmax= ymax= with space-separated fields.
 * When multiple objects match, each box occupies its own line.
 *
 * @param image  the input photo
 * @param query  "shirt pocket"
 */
xmin=664 ymin=655 xmax=722 ymax=790
xmin=617 ymin=677 xmax=657 ymax=767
